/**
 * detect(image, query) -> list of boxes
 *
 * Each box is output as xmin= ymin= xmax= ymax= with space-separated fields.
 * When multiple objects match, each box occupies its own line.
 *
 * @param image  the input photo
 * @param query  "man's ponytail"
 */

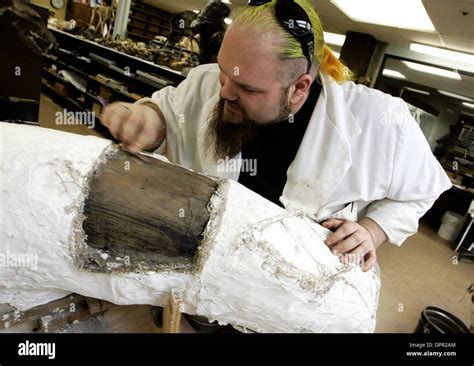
xmin=319 ymin=45 xmax=354 ymax=83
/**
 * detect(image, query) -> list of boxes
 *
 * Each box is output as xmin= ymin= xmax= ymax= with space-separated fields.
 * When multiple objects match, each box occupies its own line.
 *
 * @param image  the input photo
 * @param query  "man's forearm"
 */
xmin=359 ymin=217 xmax=387 ymax=249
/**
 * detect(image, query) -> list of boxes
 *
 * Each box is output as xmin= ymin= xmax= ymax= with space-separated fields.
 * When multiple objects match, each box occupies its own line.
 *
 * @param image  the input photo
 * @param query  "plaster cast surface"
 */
xmin=0 ymin=124 xmax=191 ymax=310
xmin=0 ymin=124 xmax=380 ymax=332
xmin=184 ymin=181 xmax=380 ymax=332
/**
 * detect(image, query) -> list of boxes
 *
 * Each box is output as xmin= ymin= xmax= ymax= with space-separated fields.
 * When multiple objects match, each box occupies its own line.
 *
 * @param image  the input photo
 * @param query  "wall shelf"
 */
xmin=42 ymin=27 xmax=188 ymax=138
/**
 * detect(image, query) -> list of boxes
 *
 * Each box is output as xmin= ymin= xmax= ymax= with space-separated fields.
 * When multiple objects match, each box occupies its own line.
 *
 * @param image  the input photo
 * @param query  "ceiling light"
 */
xmin=410 ymin=43 xmax=474 ymax=65
xmin=192 ymin=10 xmax=200 ymax=13
xmin=330 ymin=0 xmax=435 ymax=32
xmin=402 ymin=61 xmax=461 ymax=80
xmin=323 ymin=32 xmax=346 ymax=46
xmin=462 ymin=102 xmax=474 ymax=109
xmin=224 ymin=18 xmax=232 ymax=25
xmin=222 ymin=0 xmax=232 ymax=3
xmin=437 ymin=90 xmax=474 ymax=102
xmin=403 ymin=87 xmax=430 ymax=95
xmin=382 ymin=69 xmax=406 ymax=79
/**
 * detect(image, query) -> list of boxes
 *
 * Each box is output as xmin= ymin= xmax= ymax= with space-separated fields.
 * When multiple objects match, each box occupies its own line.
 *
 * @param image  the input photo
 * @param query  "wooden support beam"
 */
xmin=162 ymin=290 xmax=183 ymax=333
xmin=85 ymin=297 xmax=117 ymax=316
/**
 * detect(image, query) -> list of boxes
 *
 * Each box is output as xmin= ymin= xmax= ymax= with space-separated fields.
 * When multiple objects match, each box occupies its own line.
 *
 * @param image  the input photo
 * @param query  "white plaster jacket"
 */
xmin=138 ymin=64 xmax=452 ymax=245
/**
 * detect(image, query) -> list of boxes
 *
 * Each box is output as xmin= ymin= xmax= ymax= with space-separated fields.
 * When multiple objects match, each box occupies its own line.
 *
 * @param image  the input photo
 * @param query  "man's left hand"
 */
xmin=322 ymin=218 xmax=386 ymax=272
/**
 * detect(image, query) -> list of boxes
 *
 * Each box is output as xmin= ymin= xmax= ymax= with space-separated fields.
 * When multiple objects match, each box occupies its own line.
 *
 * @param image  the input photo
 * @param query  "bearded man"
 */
xmin=102 ymin=0 xmax=451 ymax=272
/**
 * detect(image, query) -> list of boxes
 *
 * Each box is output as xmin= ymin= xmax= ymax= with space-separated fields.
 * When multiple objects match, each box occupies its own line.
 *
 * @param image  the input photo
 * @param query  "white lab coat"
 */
xmin=137 ymin=64 xmax=452 ymax=245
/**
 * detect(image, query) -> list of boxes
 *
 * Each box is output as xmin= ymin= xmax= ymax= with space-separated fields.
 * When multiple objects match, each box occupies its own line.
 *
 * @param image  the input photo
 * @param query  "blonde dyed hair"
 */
xmin=230 ymin=0 xmax=353 ymax=83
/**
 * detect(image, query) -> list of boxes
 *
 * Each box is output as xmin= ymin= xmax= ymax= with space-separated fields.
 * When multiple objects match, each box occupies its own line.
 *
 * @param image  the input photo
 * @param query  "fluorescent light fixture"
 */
xmin=437 ymin=90 xmax=474 ymax=102
xmin=323 ymin=32 xmax=346 ymax=46
xmin=402 ymin=61 xmax=461 ymax=80
xmin=224 ymin=18 xmax=232 ymax=25
xmin=462 ymin=102 xmax=474 ymax=109
xmin=330 ymin=0 xmax=435 ymax=32
xmin=403 ymin=87 xmax=430 ymax=95
xmin=382 ymin=69 xmax=406 ymax=79
xmin=410 ymin=43 xmax=474 ymax=65
xmin=222 ymin=0 xmax=232 ymax=3
xmin=192 ymin=9 xmax=200 ymax=13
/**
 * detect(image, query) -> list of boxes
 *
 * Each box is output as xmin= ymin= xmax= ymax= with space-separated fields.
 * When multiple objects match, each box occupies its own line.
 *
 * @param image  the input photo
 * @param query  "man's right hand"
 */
xmin=101 ymin=102 xmax=166 ymax=152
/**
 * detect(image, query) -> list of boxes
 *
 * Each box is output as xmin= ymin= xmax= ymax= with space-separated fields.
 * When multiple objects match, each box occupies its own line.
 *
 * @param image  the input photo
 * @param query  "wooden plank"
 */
xmin=81 ymin=150 xmax=218 ymax=273
xmin=38 ymin=298 xmax=92 ymax=333
xmin=0 ymin=294 xmax=89 ymax=331
xmin=162 ymin=290 xmax=183 ymax=333
xmin=0 ymin=295 xmax=120 ymax=332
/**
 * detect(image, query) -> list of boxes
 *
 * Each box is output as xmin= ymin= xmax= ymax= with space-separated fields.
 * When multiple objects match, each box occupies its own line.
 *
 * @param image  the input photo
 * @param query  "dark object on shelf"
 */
xmin=109 ymin=64 xmax=136 ymax=77
xmin=90 ymin=52 xmax=117 ymax=66
xmin=414 ymin=306 xmax=469 ymax=333
xmin=191 ymin=0 xmax=230 ymax=64
xmin=136 ymin=70 xmax=172 ymax=89
xmin=0 ymin=0 xmax=57 ymax=56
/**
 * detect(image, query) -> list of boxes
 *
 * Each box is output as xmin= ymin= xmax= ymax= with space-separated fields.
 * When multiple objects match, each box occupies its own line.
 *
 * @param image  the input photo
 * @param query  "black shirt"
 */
xmin=238 ymin=81 xmax=322 ymax=206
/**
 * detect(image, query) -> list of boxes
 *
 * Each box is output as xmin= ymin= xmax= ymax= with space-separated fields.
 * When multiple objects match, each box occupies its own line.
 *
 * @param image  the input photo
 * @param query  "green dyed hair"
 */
xmin=230 ymin=0 xmax=353 ymax=83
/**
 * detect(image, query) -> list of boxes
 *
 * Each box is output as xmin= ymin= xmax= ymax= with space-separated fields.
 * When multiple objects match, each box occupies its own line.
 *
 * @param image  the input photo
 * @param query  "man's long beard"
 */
xmin=205 ymin=90 xmax=291 ymax=161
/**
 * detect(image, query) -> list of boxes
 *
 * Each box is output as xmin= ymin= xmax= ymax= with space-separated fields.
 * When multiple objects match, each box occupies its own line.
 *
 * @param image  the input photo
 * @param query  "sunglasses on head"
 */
xmin=248 ymin=0 xmax=315 ymax=74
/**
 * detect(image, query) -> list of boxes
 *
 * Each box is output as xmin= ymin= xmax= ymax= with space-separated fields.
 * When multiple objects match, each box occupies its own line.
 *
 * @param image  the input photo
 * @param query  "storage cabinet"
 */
xmin=127 ymin=3 xmax=186 ymax=42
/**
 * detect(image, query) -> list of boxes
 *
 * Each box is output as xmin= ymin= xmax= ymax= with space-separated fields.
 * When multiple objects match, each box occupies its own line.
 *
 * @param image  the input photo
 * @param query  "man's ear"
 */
xmin=289 ymin=74 xmax=313 ymax=106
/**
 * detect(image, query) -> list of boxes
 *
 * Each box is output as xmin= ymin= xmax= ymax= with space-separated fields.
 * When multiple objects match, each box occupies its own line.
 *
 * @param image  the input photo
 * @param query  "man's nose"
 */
xmin=220 ymin=77 xmax=238 ymax=101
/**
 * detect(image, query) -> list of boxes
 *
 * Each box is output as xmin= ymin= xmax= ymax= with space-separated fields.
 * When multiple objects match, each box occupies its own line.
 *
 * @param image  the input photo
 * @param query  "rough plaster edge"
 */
xmin=72 ymin=147 xmax=222 ymax=275
xmin=194 ymin=179 xmax=229 ymax=273
xmin=71 ymin=144 xmax=119 ymax=271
